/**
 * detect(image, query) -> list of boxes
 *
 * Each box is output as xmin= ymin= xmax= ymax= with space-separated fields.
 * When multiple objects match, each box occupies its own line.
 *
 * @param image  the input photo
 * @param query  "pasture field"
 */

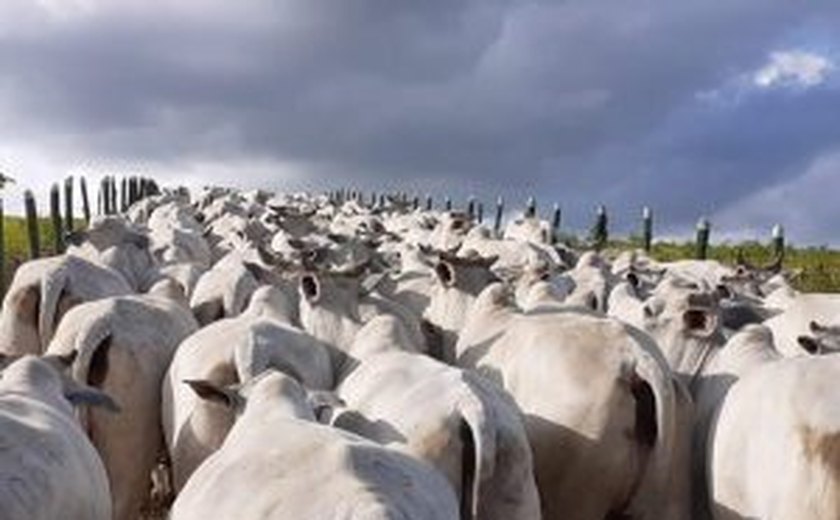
xmin=3 ymin=216 xmax=840 ymax=292
xmin=1 ymin=216 xmax=87 ymax=286
xmin=623 ymin=239 xmax=840 ymax=293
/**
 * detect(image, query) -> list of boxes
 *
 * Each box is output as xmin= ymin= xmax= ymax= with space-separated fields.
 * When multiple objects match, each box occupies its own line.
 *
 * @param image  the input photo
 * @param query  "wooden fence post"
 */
xmin=106 ymin=177 xmax=112 ymax=214
xmin=593 ymin=205 xmax=608 ymax=251
xmin=98 ymin=177 xmax=106 ymax=215
xmin=426 ymin=195 xmax=433 ymax=211
xmin=642 ymin=206 xmax=653 ymax=253
xmin=120 ymin=177 xmax=128 ymax=212
xmin=772 ymin=224 xmax=785 ymax=262
xmin=696 ymin=218 xmax=711 ymax=260
xmin=80 ymin=176 xmax=91 ymax=225
xmin=477 ymin=202 xmax=484 ymax=224
xmin=445 ymin=197 xmax=452 ymax=211
xmin=51 ymin=184 xmax=65 ymax=254
xmin=24 ymin=190 xmax=40 ymax=259
xmin=551 ymin=203 xmax=562 ymax=244
xmin=129 ymin=176 xmax=138 ymax=206
xmin=64 ymin=176 xmax=74 ymax=235
xmin=467 ymin=197 xmax=475 ymax=221
xmin=525 ymin=196 xmax=536 ymax=218
xmin=494 ymin=196 xmax=504 ymax=236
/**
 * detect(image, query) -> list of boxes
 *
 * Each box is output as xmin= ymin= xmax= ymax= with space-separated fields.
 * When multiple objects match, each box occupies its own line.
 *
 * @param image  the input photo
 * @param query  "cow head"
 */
xmin=641 ymin=278 xmax=725 ymax=384
xmin=423 ymin=250 xmax=500 ymax=363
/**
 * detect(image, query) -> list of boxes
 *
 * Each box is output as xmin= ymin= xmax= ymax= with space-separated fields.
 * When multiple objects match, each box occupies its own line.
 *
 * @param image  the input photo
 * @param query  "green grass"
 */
xmin=1 ymin=216 xmax=86 ymax=288
xmin=607 ymin=237 xmax=840 ymax=293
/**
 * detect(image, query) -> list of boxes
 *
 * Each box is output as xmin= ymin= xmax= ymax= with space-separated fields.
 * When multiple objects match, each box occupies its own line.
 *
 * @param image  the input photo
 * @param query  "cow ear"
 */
xmin=65 ymin=230 xmax=88 ymax=247
xmin=797 ymin=336 xmax=821 ymax=355
xmin=307 ymin=391 xmax=345 ymax=424
xmin=42 ymin=350 xmax=78 ymax=370
xmin=184 ymin=379 xmax=244 ymax=410
xmin=434 ymin=261 xmax=456 ymax=288
xmin=299 ymin=273 xmax=321 ymax=303
xmin=642 ymin=298 xmax=665 ymax=320
xmin=682 ymin=308 xmax=716 ymax=337
xmin=65 ymin=386 xmax=121 ymax=413
xmin=715 ymin=284 xmax=732 ymax=300
xmin=626 ymin=272 xmax=640 ymax=289
xmin=810 ymin=320 xmax=826 ymax=334
xmin=243 ymin=262 xmax=269 ymax=283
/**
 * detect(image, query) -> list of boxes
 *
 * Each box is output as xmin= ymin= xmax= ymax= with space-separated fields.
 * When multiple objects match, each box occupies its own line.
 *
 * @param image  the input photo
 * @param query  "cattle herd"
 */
xmin=0 ymin=186 xmax=838 ymax=520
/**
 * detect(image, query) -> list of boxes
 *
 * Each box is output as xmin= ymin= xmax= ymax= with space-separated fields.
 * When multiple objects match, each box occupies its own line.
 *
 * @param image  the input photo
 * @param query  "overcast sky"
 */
xmin=1 ymin=1 xmax=839 ymax=244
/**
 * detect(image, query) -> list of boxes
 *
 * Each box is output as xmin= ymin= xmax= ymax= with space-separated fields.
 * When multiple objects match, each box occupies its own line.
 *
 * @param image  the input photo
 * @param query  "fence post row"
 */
xmin=24 ymin=190 xmax=40 ymax=260
xmin=696 ymin=217 xmax=711 ymax=260
xmin=64 ymin=176 xmax=74 ymax=235
xmin=642 ymin=206 xmax=653 ymax=253
xmin=50 ymin=184 xmax=65 ymax=254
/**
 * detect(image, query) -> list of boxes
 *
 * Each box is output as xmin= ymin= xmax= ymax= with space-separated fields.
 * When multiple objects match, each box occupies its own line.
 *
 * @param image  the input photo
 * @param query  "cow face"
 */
xmin=641 ymin=282 xmax=725 ymax=379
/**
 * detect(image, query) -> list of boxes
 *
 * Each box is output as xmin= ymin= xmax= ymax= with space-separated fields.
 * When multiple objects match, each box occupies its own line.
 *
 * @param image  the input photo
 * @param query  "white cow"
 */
xmin=0 ymin=254 xmax=133 ymax=356
xmin=298 ymin=266 xmax=426 ymax=357
xmin=709 ymin=354 xmax=840 ymax=519
xmin=189 ymin=250 xmax=264 ymax=326
xmin=335 ymin=317 xmax=541 ymax=520
xmin=170 ymin=371 xmax=460 ymax=520
xmin=456 ymin=283 xmax=687 ymax=520
xmin=163 ymin=286 xmax=333 ymax=490
xmin=763 ymin=292 xmax=840 ymax=356
xmin=0 ymin=355 xmax=117 ymax=520
xmin=45 ymin=292 xmax=198 ymax=520
xmin=422 ymin=252 xmax=499 ymax=362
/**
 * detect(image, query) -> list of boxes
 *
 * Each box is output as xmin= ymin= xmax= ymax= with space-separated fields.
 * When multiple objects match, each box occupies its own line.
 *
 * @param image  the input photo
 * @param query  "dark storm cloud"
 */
xmin=1 ymin=1 xmax=840 ymax=241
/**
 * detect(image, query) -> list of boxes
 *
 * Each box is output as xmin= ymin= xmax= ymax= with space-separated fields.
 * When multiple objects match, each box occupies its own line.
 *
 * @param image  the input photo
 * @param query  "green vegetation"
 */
xmin=2 ymin=216 xmax=85 ymax=287
xmin=614 ymin=237 xmax=840 ymax=293
xmin=1 ymin=216 xmax=839 ymax=293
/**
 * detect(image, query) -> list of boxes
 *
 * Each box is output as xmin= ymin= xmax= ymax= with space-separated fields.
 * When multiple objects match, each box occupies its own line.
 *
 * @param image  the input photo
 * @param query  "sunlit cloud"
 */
xmin=754 ymin=50 xmax=833 ymax=88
